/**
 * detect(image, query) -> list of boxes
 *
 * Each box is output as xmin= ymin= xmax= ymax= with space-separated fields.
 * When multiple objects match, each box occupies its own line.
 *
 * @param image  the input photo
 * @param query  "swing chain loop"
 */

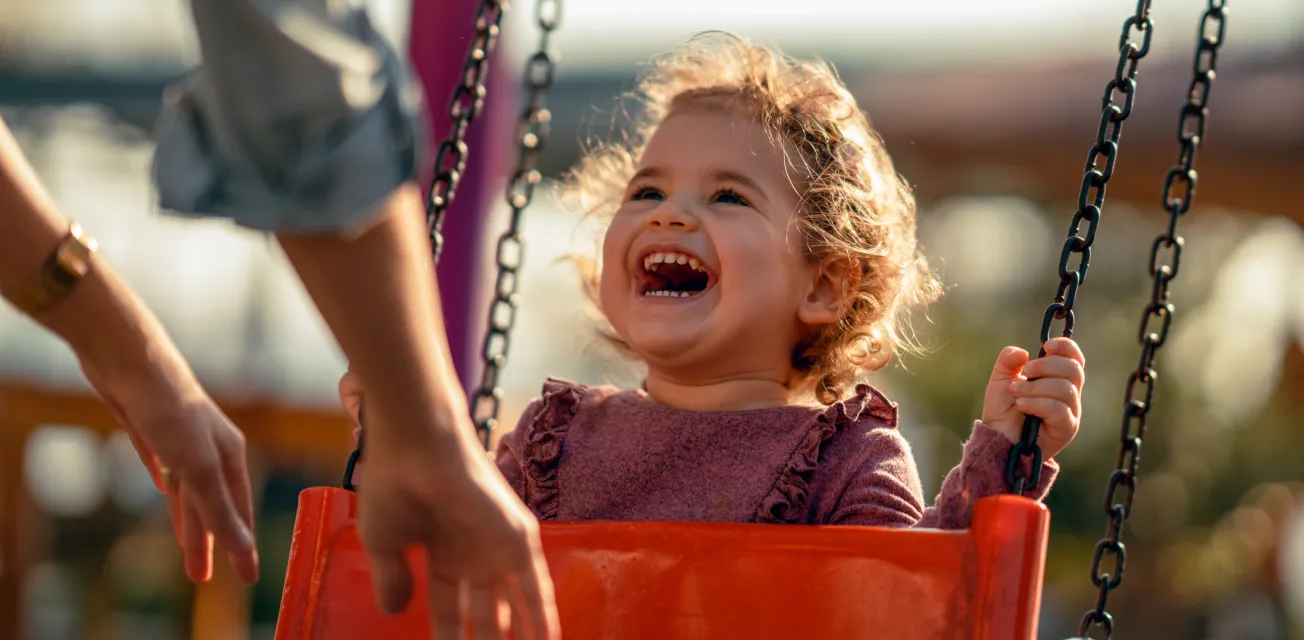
xmin=342 ymin=414 xmax=365 ymax=491
xmin=1079 ymin=2 xmax=1226 ymax=638
xmin=1162 ymin=168 xmax=1197 ymax=215
xmin=427 ymin=0 xmax=508 ymax=262
xmin=536 ymin=0 xmax=562 ymax=34
xmin=1081 ymin=609 xmax=1115 ymax=639
xmin=1119 ymin=16 xmax=1154 ymax=60
xmin=1128 ymin=0 xmax=1150 ymax=23
xmin=1104 ymin=469 xmax=1137 ymax=519
xmin=1007 ymin=0 xmax=1154 ymax=495
xmin=1090 ymin=538 xmax=1126 ymax=590
xmin=1149 ymin=234 xmax=1183 ymax=280
xmin=471 ymin=0 xmax=562 ymax=450
xmin=1085 ymin=141 xmax=1118 ymax=182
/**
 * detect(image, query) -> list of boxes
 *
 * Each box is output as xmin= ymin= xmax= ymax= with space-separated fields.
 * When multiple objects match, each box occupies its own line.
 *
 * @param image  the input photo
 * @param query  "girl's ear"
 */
xmin=798 ymin=256 xmax=858 ymax=327
xmin=338 ymin=370 xmax=364 ymax=429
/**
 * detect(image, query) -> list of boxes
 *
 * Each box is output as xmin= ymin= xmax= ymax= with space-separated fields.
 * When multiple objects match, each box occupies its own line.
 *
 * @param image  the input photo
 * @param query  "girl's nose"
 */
xmin=646 ymin=199 xmax=699 ymax=231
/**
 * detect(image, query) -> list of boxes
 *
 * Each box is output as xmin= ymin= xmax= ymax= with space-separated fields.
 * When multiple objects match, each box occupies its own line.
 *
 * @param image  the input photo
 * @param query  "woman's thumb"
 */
xmin=370 ymin=549 xmax=415 ymax=614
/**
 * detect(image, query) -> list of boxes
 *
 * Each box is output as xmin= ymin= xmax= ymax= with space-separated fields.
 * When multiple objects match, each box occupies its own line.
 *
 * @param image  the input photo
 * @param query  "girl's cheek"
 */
xmin=601 ymin=223 xmax=629 ymax=267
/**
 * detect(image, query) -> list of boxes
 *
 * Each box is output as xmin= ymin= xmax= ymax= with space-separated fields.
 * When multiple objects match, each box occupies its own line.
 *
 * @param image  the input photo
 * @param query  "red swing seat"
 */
xmin=274 ymin=486 xmax=1049 ymax=639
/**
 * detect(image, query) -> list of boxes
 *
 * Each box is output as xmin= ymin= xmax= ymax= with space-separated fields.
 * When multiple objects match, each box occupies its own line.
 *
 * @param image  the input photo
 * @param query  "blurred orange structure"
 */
xmin=0 ymin=382 xmax=354 ymax=640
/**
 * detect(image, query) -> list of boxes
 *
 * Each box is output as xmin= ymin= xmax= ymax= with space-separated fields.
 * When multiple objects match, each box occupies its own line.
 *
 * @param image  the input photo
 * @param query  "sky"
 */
xmin=1 ymin=0 xmax=1300 ymax=74
xmin=531 ymin=0 xmax=1303 ymax=70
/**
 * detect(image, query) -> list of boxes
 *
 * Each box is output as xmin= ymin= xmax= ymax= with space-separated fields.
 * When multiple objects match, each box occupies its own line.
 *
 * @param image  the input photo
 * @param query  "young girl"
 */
xmin=341 ymin=32 xmax=1085 ymax=529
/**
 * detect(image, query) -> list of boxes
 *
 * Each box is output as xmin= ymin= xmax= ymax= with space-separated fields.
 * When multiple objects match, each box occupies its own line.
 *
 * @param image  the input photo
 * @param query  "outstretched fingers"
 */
xmin=185 ymin=454 xmax=256 ymax=578
xmin=504 ymin=548 xmax=560 ymax=640
xmin=219 ymin=433 xmax=259 ymax=584
xmin=428 ymin=578 xmax=460 ymax=639
xmin=465 ymin=583 xmax=506 ymax=640
xmin=181 ymin=488 xmax=215 ymax=583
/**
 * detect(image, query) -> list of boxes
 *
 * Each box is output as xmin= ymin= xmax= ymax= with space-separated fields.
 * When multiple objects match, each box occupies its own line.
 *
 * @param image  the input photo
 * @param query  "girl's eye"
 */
xmin=712 ymin=188 xmax=750 ymax=207
xmin=630 ymin=185 xmax=664 ymax=202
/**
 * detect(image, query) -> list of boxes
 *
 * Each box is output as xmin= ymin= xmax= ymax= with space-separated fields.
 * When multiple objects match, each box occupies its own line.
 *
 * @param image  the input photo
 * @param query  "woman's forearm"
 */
xmin=277 ymin=182 xmax=473 ymax=448
xmin=0 ymin=119 xmax=195 ymax=402
xmin=0 ymin=119 xmax=69 ymax=288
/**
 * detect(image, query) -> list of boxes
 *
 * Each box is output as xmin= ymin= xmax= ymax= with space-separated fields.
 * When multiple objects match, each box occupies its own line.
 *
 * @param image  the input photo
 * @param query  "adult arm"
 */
xmin=152 ymin=2 xmax=558 ymax=637
xmin=278 ymin=185 xmax=556 ymax=639
xmin=0 ymin=117 xmax=258 ymax=585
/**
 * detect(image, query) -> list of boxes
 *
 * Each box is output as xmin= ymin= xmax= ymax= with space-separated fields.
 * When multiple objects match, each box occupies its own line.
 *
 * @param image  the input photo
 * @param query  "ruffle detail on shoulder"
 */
xmin=755 ymin=384 xmax=898 ymax=523
xmin=521 ymin=378 xmax=585 ymax=520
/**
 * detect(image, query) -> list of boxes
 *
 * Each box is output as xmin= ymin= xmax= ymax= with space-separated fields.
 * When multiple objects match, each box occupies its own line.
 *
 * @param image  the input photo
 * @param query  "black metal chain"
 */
xmin=470 ymin=0 xmax=561 ymax=451
xmin=343 ymin=0 xmax=505 ymax=491
xmin=426 ymin=0 xmax=508 ymax=263
xmin=344 ymin=0 xmax=561 ymax=488
xmin=342 ymin=406 xmax=364 ymax=491
xmin=1078 ymin=3 xmax=1227 ymax=637
xmin=1006 ymin=0 xmax=1155 ymax=496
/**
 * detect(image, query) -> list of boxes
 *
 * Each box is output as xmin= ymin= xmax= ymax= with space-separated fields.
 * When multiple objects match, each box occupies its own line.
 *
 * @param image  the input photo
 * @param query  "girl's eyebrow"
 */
xmin=629 ymin=166 xmax=665 ymax=183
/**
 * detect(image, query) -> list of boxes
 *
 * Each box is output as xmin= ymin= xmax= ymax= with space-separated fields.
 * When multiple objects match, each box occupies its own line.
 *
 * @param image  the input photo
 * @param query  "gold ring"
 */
xmin=158 ymin=465 xmax=177 ymax=489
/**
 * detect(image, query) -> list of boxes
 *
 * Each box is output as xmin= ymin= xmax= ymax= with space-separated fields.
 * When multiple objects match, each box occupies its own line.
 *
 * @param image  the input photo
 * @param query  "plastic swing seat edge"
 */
xmin=274 ymin=486 xmax=1049 ymax=640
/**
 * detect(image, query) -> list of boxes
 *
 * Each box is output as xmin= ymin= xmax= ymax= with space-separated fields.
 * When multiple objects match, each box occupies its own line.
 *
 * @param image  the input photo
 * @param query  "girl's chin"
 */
xmin=627 ymin=335 xmax=705 ymax=361
xmin=623 ymin=323 xmax=720 ymax=360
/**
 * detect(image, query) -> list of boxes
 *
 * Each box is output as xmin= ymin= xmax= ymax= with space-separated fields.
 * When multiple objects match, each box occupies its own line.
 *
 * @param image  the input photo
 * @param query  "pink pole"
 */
xmin=407 ymin=0 xmax=517 ymax=391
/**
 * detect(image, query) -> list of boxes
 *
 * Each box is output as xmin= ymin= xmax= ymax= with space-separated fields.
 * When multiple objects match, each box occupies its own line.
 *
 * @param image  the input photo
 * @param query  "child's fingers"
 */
xmin=1014 ymin=397 xmax=1075 ymax=429
xmin=1021 ymin=355 xmax=1084 ymax=389
xmin=989 ymin=346 xmax=1030 ymax=382
xmin=1044 ymin=337 xmax=1086 ymax=366
xmin=1011 ymin=378 xmax=1080 ymax=417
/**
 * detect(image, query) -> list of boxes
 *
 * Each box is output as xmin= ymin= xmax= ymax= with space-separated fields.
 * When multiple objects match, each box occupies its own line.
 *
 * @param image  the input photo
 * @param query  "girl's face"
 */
xmin=600 ymin=107 xmax=841 ymax=384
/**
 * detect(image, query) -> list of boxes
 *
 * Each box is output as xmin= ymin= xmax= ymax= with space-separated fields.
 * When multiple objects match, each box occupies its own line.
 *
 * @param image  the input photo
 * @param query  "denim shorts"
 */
xmin=152 ymin=0 xmax=425 ymax=232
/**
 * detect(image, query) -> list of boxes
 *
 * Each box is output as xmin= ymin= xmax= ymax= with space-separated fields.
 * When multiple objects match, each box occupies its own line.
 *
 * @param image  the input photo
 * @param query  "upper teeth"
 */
xmin=643 ymin=251 xmax=705 ymax=273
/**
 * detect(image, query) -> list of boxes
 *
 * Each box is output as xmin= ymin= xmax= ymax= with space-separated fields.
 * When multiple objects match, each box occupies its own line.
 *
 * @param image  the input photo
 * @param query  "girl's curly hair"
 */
xmin=564 ymin=32 xmax=941 ymax=404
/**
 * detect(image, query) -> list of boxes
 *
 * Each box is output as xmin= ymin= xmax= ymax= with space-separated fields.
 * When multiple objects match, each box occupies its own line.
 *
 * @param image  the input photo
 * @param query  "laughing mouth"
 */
xmin=639 ymin=250 xmax=715 ymax=298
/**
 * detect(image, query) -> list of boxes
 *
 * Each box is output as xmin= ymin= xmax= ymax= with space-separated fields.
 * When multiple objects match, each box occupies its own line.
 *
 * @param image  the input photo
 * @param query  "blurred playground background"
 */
xmin=0 ymin=1 xmax=1301 ymax=638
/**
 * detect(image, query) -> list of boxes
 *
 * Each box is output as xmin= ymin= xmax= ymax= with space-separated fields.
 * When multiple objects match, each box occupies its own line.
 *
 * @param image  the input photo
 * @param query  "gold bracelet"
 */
xmin=2 ymin=222 xmax=98 ymax=316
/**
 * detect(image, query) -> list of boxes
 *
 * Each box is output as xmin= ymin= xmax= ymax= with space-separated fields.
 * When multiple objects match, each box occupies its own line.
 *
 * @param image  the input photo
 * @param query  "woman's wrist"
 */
xmin=78 ymin=328 xmax=203 ymax=416
xmin=61 ymin=264 xmax=205 ymax=415
xmin=357 ymin=361 xmax=473 ymax=447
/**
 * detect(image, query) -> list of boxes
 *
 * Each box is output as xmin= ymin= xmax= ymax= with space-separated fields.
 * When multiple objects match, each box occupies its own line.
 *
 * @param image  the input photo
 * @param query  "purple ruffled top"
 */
xmin=493 ymin=378 xmax=1058 ymax=528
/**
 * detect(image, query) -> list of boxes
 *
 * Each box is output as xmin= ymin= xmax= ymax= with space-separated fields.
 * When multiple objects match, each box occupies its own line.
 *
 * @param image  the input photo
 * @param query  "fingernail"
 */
xmin=1011 ymin=382 xmax=1024 ymax=393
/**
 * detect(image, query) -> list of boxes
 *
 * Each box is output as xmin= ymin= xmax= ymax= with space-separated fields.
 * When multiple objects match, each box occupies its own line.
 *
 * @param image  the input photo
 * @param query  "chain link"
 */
xmin=426 ymin=0 xmax=508 ymax=262
xmin=1078 ymin=2 xmax=1226 ymax=637
xmin=1007 ymin=0 xmax=1155 ymax=495
xmin=470 ymin=0 xmax=561 ymax=450
xmin=345 ymin=0 xmax=561 ymax=487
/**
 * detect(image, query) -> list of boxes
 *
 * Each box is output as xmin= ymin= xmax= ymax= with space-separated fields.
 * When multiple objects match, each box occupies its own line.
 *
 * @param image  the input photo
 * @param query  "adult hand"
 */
xmin=81 ymin=356 xmax=259 ymax=586
xmin=356 ymin=403 xmax=558 ymax=640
